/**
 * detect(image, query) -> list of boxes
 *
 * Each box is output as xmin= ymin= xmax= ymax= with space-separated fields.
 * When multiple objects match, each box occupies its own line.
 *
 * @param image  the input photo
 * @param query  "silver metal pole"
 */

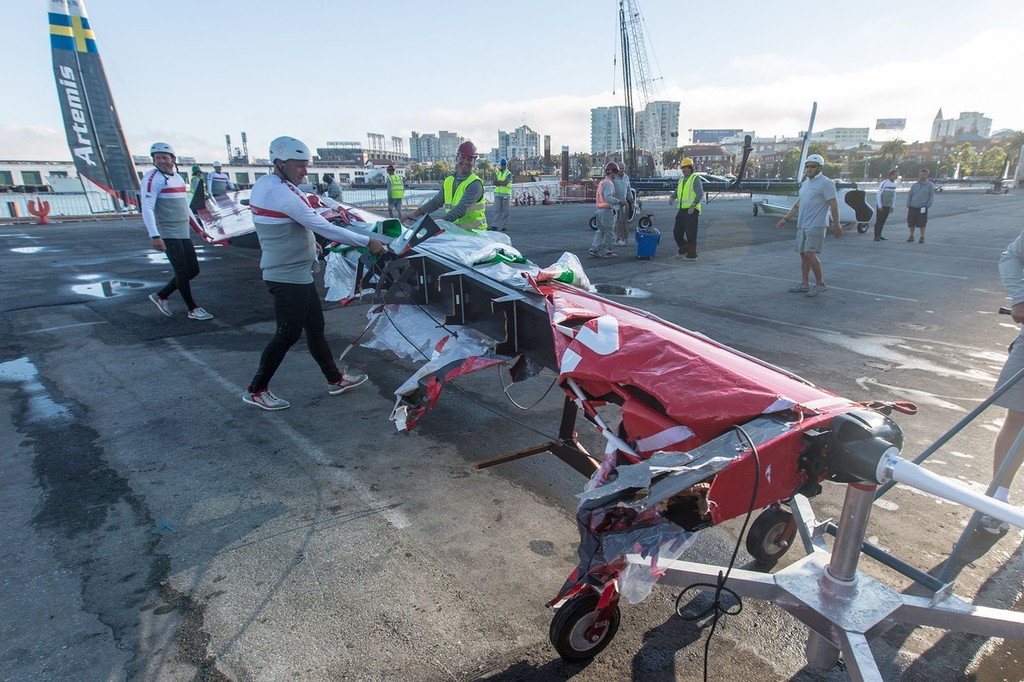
xmin=829 ymin=483 xmax=877 ymax=583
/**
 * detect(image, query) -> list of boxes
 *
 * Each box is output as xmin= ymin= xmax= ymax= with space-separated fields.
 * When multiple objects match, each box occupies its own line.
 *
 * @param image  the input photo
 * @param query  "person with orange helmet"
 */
xmin=589 ymin=162 xmax=622 ymax=258
xmin=385 ymin=164 xmax=404 ymax=219
xmin=405 ymin=141 xmax=488 ymax=231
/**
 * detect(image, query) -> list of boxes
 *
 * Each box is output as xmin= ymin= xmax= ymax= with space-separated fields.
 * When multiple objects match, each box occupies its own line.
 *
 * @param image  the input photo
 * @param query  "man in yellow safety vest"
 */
xmin=386 ymin=164 xmax=404 ymax=219
xmin=405 ymin=141 xmax=488 ymax=231
xmin=671 ymin=157 xmax=704 ymax=260
xmin=492 ymin=158 xmax=512 ymax=231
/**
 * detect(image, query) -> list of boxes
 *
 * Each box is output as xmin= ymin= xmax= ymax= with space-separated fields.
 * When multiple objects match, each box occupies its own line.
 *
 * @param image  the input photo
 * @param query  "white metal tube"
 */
xmin=890 ymin=459 xmax=1024 ymax=529
xmin=564 ymin=378 xmax=639 ymax=458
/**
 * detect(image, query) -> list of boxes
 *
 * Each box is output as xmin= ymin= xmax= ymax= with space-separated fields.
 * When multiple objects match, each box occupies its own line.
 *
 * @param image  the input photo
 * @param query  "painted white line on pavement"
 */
xmin=25 ymin=321 xmax=108 ymax=334
xmin=713 ymin=269 xmax=920 ymax=302
xmin=827 ymin=261 xmax=968 ymax=280
xmin=166 ymin=338 xmax=411 ymax=530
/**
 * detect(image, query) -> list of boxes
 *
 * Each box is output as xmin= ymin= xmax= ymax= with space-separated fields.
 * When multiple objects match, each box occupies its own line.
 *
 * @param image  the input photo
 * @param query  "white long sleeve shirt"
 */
xmin=249 ymin=173 xmax=370 ymax=284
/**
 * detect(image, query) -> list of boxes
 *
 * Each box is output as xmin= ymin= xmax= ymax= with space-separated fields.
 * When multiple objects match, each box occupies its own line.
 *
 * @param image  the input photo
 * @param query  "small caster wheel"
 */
xmin=589 ymin=216 xmax=598 ymax=230
xmin=746 ymin=507 xmax=797 ymax=564
xmin=549 ymin=593 xmax=620 ymax=661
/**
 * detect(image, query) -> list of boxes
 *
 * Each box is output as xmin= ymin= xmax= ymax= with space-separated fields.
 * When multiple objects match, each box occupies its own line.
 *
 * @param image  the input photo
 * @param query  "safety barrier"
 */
xmin=0 ymin=191 xmax=138 ymax=220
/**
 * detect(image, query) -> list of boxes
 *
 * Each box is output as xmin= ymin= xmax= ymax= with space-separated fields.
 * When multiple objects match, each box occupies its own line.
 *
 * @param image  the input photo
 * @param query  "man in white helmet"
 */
xmin=206 ymin=161 xmax=235 ymax=199
xmin=775 ymin=153 xmax=841 ymax=297
xmin=141 ymin=142 xmax=213 ymax=320
xmin=242 ymin=136 xmax=385 ymax=411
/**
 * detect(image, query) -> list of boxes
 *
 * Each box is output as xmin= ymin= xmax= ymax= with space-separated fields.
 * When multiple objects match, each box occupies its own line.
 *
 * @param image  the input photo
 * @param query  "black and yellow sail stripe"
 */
xmin=49 ymin=12 xmax=97 ymax=53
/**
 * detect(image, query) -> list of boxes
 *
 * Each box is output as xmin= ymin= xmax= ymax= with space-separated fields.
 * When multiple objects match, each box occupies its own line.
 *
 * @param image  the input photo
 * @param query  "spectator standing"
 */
xmin=492 ymin=158 xmax=512 ymax=231
xmin=906 ymin=168 xmax=936 ymax=243
xmin=322 ymin=173 xmax=343 ymax=200
xmin=405 ymin=141 xmax=488 ymax=231
xmin=386 ymin=165 xmax=404 ymax=219
xmin=613 ymin=161 xmax=633 ymax=245
xmin=874 ymin=169 xmax=898 ymax=241
xmin=982 ymin=229 xmax=1024 ymax=532
xmin=188 ymin=165 xmax=208 ymax=221
xmin=142 ymin=142 xmax=213 ymax=320
xmin=775 ymin=154 xmax=842 ymax=297
xmin=242 ymin=136 xmax=384 ymax=411
xmin=671 ymin=157 xmax=704 ymax=260
xmin=589 ymin=163 xmax=621 ymax=258
xmin=207 ymin=161 xmax=235 ymax=199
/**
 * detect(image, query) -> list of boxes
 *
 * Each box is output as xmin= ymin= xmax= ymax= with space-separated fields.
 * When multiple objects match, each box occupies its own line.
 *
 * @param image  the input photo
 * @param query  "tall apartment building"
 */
xmin=636 ymin=101 xmax=680 ymax=153
xmin=591 ymin=106 xmax=631 ymax=155
xmin=497 ymin=125 xmax=540 ymax=162
xmin=409 ymin=130 xmax=466 ymax=163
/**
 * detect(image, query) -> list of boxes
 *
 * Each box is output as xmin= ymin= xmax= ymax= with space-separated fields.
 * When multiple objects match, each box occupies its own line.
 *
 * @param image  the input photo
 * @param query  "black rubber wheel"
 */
xmin=638 ymin=216 xmax=653 ymax=229
xmin=745 ymin=507 xmax=797 ymax=564
xmin=589 ymin=216 xmax=598 ymax=230
xmin=549 ymin=593 xmax=620 ymax=661
xmin=752 ymin=205 xmax=759 ymax=216
xmin=856 ymin=222 xmax=869 ymax=234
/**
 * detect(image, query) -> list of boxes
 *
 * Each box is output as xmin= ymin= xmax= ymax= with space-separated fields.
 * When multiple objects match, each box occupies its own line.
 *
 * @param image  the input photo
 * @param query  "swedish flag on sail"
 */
xmin=49 ymin=12 xmax=97 ymax=53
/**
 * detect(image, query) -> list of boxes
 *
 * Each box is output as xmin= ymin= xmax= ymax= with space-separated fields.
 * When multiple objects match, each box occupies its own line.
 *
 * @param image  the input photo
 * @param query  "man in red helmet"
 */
xmin=405 ymin=141 xmax=488 ymax=231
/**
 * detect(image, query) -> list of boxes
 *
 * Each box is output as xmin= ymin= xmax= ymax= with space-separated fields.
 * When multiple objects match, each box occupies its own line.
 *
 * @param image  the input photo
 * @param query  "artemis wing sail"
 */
xmin=48 ymin=0 xmax=138 ymax=204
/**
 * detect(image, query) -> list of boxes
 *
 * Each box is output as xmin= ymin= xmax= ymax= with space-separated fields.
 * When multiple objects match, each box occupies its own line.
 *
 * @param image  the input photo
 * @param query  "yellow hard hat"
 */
xmin=680 ymin=157 xmax=694 ymax=168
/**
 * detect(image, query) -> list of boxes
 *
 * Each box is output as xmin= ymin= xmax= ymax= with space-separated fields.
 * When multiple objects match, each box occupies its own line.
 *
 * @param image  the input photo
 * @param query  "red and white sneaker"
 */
xmin=242 ymin=388 xmax=290 ymax=411
xmin=328 ymin=369 xmax=368 ymax=395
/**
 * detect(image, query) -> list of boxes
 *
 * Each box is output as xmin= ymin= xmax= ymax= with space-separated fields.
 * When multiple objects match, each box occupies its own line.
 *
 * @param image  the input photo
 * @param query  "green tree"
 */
xmin=880 ymin=139 xmax=907 ymax=170
xmin=946 ymin=143 xmax=979 ymax=178
xmin=1001 ymin=131 xmax=1024 ymax=175
xmin=779 ymin=148 xmax=803 ymax=179
xmin=978 ymin=146 xmax=1008 ymax=177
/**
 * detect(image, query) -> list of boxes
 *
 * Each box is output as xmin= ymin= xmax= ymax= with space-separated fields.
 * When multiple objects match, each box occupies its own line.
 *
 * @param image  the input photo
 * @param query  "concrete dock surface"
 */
xmin=1 ymin=188 xmax=1023 ymax=680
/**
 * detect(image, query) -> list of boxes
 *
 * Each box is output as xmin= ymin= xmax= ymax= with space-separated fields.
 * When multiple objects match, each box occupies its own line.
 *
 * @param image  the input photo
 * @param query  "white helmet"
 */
xmin=805 ymin=154 xmax=825 ymax=166
xmin=150 ymin=141 xmax=175 ymax=157
xmin=269 ymin=136 xmax=312 ymax=163
xmin=212 ymin=160 xmax=223 ymax=167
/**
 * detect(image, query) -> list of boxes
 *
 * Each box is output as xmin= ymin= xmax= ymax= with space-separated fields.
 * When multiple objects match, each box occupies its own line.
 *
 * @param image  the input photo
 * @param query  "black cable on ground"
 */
xmin=673 ymin=425 xmax=761 ymax=682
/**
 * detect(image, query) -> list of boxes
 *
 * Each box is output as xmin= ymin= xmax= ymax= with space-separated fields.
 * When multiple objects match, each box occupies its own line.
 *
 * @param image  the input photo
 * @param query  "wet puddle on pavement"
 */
xmin=591 ymin=283 xmax=652 ymax=299
xmin=71 ymin=280 xmax=146 ymax=298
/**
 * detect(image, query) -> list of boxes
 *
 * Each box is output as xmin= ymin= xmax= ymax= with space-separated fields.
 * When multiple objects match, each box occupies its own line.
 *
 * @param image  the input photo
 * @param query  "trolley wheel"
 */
xmin=752 ymin=205 xmax=759 ymax=216
xmin=638 ymin=215 xmax=653 ymax=229
xmin=549 ymin=593 xmax=621 ymax=661
xmin=589 ymin=216 xmax=598 ymax=230
xmin=745 ymin=507 xmax=797 ymax=564
xmin=856 ymin=222 xmax=870 ymax=234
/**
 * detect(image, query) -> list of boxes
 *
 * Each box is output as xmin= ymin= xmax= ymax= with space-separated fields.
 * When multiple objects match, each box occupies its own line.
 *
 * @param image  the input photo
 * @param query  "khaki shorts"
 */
xmin=795 ymin=227 xmax=827 ymax=254
xmin=995 ymin=334 xmax=1024 ymax=413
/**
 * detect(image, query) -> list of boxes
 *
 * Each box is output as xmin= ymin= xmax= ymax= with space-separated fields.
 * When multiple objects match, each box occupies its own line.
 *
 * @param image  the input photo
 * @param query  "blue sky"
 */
xmin=3 ymin=0 xmax=1022 ymax=162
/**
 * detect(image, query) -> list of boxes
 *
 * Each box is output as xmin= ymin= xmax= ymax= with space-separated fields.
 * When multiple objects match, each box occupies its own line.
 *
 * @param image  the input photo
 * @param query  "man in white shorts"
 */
xmin=775 ymin=154 xmax=842 ymax=297
xmin=984 ymin=229 xmax=1024 ymax=532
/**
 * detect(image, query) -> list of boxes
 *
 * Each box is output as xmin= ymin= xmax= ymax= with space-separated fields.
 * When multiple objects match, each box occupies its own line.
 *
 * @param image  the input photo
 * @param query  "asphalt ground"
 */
xmin=1 ymin=187 xmax=1023 ymax=681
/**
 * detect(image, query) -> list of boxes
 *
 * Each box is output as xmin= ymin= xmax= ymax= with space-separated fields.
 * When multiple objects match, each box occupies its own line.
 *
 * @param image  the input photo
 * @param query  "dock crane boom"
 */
xmin=619 ymin=0 xmax=663 ymax=177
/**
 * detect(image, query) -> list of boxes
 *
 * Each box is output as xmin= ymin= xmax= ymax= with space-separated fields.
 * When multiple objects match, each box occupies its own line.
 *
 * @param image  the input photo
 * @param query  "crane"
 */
xmin=619 ymin=0 xmax=663 ymax=177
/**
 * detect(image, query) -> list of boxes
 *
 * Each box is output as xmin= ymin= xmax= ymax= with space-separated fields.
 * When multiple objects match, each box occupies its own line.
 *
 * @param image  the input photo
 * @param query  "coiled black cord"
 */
xmin=674 ymin=425 xmax=761 ymax=682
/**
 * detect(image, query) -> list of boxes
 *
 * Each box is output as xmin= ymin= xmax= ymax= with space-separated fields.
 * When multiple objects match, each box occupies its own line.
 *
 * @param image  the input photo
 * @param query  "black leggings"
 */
xmin=157 ymin=238 xmax=200 ymax=310
xmin=248 ymin=281 xmax=341 ymax=392
xmin=874 ymin=205 xmax=892 ymax=237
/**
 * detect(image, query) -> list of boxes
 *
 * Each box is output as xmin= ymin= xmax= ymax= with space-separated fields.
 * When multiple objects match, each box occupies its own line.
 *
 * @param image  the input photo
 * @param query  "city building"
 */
xmin=810 ymin=127 xmax=871 ymax=149
xmin=591 ymin=106 xmax=631 ymax=155
xmin=931 ymin=109 xmax=992 ymax=141
xmin=636 ymin=101 xmax=680 ymax=155
xmin=675 ymin=145 xmax=734 ymax=174
xmin=497 ymin=125 xmax=540 ymax=164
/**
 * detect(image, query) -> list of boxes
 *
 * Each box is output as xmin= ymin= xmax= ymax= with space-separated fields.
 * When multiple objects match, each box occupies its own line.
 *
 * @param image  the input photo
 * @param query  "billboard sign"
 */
xmin=875 ymin=118 xmax=907 ymax=130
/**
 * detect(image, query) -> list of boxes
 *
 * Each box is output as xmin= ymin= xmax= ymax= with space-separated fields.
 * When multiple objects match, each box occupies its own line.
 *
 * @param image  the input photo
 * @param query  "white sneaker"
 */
xmin=187 ymin=307 xmax=213 ymax=320
xmin=149 ymin=293 xmax=172 ymax=317
xmin=243 ymin=388 xmax=290 ymax=411
xmin=328 ymin=369 xmax=368 ymax=395
xmin=806 ymin=283 xmax=829 ymax=297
